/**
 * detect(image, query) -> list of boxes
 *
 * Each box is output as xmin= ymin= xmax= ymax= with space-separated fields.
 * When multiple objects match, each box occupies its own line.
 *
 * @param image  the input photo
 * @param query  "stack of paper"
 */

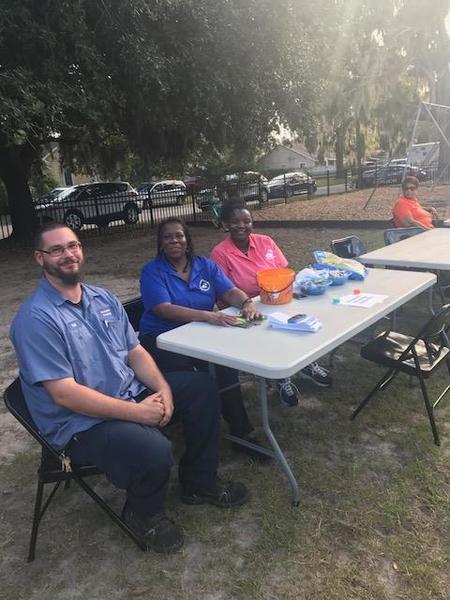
xmin=268 ymin=312 xmax=322 ymax=333
xmin=338 ymin=293 xmax=388 ymax=308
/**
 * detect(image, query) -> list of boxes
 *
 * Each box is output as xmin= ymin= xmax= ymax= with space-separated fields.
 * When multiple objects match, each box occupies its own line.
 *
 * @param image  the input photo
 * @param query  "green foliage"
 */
xmin=310 ymin=0 xmax=450 ymax=165
xmin=29 ymin=161 xmax=59 ymax=199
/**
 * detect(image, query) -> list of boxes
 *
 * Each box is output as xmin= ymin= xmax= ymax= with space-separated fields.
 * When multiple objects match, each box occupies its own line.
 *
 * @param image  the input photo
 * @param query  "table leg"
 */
xmin=428 ymin=285 xmax=436 ymax=315
xmin=225 ymin=376 xmax=300 ymax=506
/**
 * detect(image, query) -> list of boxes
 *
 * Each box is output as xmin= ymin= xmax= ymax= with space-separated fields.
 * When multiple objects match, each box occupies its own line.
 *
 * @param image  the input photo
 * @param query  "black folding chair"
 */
xmin=123 ymin=296 xmax=144 ymax=331
xmin=383 ymin=226 xmax=424 ymax=246
xmin=3 ymin=378 xmax=146 ymax=561
xmin=351 ymin=304 xmax=450 ymax=445
xmin=330 ymin=235 xmax=367 ymax=259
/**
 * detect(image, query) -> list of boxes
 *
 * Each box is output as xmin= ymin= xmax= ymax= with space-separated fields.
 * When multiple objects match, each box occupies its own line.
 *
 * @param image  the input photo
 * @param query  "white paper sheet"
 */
xmin=338 ymin=293 xmax=388 ymax=308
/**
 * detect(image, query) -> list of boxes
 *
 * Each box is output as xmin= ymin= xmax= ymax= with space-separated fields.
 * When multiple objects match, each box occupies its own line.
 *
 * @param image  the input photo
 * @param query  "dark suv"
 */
xmin=35 ymin=182 xmax=140 ymax=230
xmin=218 ymin=171 xmax=270 ymax=203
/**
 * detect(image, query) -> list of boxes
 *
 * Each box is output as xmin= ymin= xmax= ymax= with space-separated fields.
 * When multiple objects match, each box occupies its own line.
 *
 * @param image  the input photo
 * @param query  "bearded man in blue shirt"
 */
xmin=10 ymin=223 xmax=249 ymax=554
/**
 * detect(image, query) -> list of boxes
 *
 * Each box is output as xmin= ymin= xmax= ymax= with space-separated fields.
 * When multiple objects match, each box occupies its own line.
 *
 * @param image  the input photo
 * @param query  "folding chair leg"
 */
xmin=350 ymin=368 xmax=398 ymax=421
xmin=72 ymin=472 xmax=147 ymax=551
xmin=28 ymin=479 xmax=44 ymax=562
xmin=28 ymin=478 xmax=64 ymax=562
xmin=417 ymin=372 xmax=440 ymax=446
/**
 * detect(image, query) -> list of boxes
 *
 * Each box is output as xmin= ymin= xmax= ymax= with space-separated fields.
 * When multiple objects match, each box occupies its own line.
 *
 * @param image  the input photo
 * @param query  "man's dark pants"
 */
xmin=68 ymin=371 xmax=221 ymax=517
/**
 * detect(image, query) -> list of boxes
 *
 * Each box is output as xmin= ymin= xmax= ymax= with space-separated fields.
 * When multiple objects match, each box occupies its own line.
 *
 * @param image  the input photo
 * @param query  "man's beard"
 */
xmin=43 ymin=258 xmax=83 ymax=285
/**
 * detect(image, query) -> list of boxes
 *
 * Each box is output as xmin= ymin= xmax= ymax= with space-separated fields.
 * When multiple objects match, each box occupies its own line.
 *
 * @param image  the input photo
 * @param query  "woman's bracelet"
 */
xmin=240 ymin=297 xmax=253 ymax=310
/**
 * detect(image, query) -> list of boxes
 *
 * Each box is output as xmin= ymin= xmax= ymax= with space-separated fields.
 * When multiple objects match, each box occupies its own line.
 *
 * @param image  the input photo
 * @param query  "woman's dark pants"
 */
xmin=140 ymin=334 xmax=253 ymax=438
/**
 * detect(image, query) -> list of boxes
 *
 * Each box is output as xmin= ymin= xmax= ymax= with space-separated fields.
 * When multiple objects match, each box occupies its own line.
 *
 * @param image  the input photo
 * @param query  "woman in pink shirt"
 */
xmin=211 ymin=200 xmax=332 ymax=406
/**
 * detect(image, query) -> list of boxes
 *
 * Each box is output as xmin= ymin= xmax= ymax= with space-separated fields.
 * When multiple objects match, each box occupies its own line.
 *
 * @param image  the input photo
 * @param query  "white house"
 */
xmin=42 ymin=144 xmax=93 ymax=187
xmin=257 ymin=143 xmax=316 ymax=172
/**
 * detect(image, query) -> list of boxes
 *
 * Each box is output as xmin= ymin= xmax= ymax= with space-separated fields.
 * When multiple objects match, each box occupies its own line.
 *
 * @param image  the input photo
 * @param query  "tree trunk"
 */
xmin=355 ymin=118 xmax=365 ymax=167
xmin=0 ymin=144 xmax=37 ymax=238
xmin=335 ymin=125 xmax=346 ymax=175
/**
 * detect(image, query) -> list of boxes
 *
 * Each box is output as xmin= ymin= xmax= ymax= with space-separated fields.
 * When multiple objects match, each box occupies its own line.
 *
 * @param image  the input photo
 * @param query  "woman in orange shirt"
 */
xmin=392 ymin=176 xmax=438 ymax=229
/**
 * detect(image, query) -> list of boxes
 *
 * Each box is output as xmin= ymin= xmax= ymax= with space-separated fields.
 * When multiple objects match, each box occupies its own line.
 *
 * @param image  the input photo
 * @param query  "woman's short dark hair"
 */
xmin=220 ymin=199 xmax=253 ymax=223
xmin=402 ymin=175 xmax=419 ymax=190
xmin=156 ymin=217 xmax=195 ymax=259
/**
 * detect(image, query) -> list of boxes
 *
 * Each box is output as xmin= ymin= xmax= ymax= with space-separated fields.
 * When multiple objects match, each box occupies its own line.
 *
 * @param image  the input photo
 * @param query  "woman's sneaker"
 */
xmin=278 ymin=379 xmax=300 ymax=407
xmin=299 ymin=362 xmax=332 ymax=387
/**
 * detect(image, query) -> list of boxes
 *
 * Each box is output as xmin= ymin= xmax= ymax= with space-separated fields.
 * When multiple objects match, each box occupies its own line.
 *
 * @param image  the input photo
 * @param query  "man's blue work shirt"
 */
xmin=10 ymin=277 xmax=144 ymax=450
xmin=139 ymin=254 xmax=234 ymax=337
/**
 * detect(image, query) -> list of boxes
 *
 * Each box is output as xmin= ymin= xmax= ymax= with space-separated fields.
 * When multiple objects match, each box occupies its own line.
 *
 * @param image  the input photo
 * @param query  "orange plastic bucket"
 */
xmin=257 ymin=268 xmax=295 ymax=305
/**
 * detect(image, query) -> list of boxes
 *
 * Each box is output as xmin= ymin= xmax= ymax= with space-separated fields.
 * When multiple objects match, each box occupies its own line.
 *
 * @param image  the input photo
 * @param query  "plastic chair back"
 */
xmin=330 ymin=235 xmax=367 ymax=258
xmin=383 ymin=227 xmax=424 ymax=246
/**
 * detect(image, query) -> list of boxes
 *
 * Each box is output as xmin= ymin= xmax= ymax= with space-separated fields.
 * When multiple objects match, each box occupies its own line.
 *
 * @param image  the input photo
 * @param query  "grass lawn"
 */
xmin=0 ymin=224 xmax=449 ymax=599
xmin=315 ymin=175 xmax=347 ymax=188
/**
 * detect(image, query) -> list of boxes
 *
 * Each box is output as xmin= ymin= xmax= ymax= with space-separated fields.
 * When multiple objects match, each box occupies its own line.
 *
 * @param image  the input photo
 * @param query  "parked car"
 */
xmin=360 ymin=163 xmax=428 ymax=187
xmin=217 ymin=171 xmax=269 ymax=203
xmin=34 ymin=187 xmax=68 ymax=205
xmin=388 ymin=158 xmax=430 ymax=179
xmin=137 ymin=180 xmax=186 ymax=208
xmin=183 ymin=175 xmax=208 ymax=193
xmin=194 ymin=187 xmax=220 ymax=211
xmin=34 ymin=182 xmax=140 ymax=230
xmin=267 ymin=171 xmax=317 ymax=198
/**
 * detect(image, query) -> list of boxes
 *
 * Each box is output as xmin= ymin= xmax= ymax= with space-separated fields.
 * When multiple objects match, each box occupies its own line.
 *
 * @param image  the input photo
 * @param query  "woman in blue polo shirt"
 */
xmin=139 ymin=217 xmax=263 ymax=459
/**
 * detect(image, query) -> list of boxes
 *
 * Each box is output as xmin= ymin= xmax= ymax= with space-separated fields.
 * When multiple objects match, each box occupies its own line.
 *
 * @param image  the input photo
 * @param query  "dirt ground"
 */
xmin=255 ymin=184 xmax=450 ymax=222
xmin=1 ymin=190 xmax=449 ymax=599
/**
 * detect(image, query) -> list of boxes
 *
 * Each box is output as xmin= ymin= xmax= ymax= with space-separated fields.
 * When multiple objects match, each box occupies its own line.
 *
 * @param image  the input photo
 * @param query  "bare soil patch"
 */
xmin=255 ymin=184 xmax=450 ymax=222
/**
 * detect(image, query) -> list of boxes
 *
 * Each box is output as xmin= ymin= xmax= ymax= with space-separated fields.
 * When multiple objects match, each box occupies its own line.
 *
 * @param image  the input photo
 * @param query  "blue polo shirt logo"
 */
xmin=199 ymin=279 xmax=211 ymax=292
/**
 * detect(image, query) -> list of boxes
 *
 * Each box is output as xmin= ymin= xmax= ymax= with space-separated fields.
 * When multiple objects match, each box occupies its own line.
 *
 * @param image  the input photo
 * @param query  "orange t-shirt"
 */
xmin=392 ymin=196 xmax=433 ymax=229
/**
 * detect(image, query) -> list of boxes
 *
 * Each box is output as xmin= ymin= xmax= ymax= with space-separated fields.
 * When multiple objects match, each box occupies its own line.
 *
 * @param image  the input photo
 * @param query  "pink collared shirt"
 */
xmin=210 ymin=233 xmax=288 ymax=298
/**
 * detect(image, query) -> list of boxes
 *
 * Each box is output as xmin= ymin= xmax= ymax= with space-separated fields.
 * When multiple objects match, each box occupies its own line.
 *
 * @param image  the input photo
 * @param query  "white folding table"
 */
xmin=359 ymin=228 xmax=450 ymax=271
xmin=157 ymin=269 xmax=436 ymax=504
xmin=359 ymin=228 xmax=450 ymax=311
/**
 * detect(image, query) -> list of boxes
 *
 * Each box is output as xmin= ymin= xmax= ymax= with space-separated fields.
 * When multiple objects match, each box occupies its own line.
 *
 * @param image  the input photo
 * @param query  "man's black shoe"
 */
xmin=122 ymin=504 xmax=184 ymax=554
xmin=180 ymin=478 xmax=250 ymax=508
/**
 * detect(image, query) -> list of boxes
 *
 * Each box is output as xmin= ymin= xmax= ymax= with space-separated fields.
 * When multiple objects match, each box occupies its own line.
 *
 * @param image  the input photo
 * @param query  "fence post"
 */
xmin=326 ymin=170 xmax=330 ymax=196
xmin=148 ymin=191 xmax=154 ymax=228
xmin=307 ymin=170 xmax=311 ymax=199
xmin=345 ymin=169 xmax=348 ymax=192
xmin=191 ymin=191 xmax=197 ymax=222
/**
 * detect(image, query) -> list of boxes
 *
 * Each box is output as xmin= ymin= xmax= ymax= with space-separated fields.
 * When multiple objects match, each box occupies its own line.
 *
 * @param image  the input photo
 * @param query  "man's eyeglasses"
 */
xmin=404 ymin=186 xmax=417 ymax=191
xmin=38 ymin=241 xmax=82 ymax=257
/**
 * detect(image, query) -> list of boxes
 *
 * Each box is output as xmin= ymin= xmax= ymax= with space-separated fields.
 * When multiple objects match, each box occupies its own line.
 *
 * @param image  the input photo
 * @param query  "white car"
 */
xmin=35 ymin=182 xmax=140 ymax=230
xmin=137 ymin=180 xmax=186 ymax=208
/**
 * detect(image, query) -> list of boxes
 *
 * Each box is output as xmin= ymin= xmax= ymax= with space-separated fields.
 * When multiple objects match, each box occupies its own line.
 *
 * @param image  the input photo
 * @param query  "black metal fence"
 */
xmin=1 ymin=162 xmax=448 ymax=242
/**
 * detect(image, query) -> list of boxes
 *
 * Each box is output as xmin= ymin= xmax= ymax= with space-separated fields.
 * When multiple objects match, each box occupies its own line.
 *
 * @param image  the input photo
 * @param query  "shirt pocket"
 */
xmin=103 ymin=319 xmax=128 ymax=352
xmin=66 ymin=322 xmax=100 ymax=369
